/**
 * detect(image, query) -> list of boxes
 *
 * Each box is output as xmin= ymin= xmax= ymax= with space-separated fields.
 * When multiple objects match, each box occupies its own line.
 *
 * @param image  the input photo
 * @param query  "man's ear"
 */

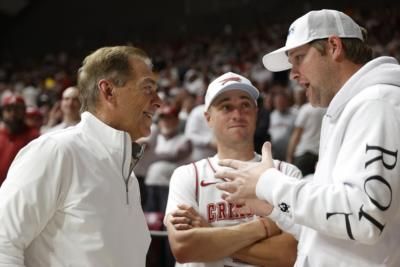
xmin=327 ymin=35 xmax=345 ymax=61
xmin=204 ymin=110 xmax=212 ymax=127
xmin=98 ymin=79 xmax=115 ymax=102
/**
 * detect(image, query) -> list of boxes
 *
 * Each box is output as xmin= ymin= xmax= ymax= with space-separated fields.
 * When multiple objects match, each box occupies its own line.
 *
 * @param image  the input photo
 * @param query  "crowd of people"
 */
xmin=1 ymin=8 xmax=399 ymax=187
xmin=0 ymin=7 xmax=400 ymax=267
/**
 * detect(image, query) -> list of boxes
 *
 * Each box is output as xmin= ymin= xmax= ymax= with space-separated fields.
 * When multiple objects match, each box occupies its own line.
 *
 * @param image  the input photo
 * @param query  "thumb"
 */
xmin=261 ymin=142 xmax=273 ymax=164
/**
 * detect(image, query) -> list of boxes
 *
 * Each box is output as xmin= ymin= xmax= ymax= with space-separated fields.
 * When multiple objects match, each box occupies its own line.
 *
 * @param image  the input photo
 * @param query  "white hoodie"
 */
xmin=256 ymin=57 xmax=400 ymax=266
xmin=0 ymin=112 xmax=151 ymax=267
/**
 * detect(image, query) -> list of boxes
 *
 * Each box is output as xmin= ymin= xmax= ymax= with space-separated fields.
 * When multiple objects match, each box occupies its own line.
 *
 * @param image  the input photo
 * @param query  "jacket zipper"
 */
xmin=124 ymin=161 xmax=135 ymax=205
xmin=124 ymin=177 xmax=130 ymax=205
xmin=122 ymin=135 xmax=133 ymax=205
xmin=122 ymin=136 xmax=145 ymax=205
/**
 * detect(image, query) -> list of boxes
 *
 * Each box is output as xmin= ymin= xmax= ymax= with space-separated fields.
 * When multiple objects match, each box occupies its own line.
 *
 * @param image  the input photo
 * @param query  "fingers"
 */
xmin=172 ymin=208 xmax=196 ymax=221
xmin=177 ymin=203 xmax=192 ymax=210
xmin=220 ymin=191 xmax=245 ymax=205
xmin=243 ymin=199 xmax=273 ymax=216
xmin=172 ymin=205 xmax=206 ymax=226
xmin=173 ymin=224 xmax=192 ymax=230
xmin=170 ymin=205 xmax=210 ymax=229
xmin=214 ymin=168 xmax=238 ymax=181
xmin=166 ymin=213 xmax=192 ymax=230
xmin=216 ymin=181 xmax=238 ymax=194
xmin=217 ymin=179 xmax=249 ymax=204
xmin=169 ymin=213 xmax=193 ymax=230
xmin=169 ymin=216 xmax=192 ymax=225
xmin=261 ymin=142 xmax=273 ymax=165
xmin=232 ymin=204 xmax=253 ymax=215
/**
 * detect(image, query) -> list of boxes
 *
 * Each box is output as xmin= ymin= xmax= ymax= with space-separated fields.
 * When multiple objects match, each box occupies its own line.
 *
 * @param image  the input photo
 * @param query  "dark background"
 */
xmin=1 ymin=0 xmax=399 ymax=60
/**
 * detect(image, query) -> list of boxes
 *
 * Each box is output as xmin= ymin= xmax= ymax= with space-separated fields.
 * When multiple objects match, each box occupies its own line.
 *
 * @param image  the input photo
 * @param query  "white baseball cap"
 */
xmin=262 ymin=9 xmax=364 ymax=72
xmin=204 ymin=72 xmax=259 ymax=111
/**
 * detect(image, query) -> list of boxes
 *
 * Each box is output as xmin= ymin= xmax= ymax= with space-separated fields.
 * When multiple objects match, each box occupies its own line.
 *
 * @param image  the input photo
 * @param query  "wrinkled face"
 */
xmin=288 ymin=44 xmax=337 ymax=107
xmin=61 ymin=87 xmax=80 ymax=116
xmin=205 ymin=90 xmax=257 ymax=145
xmin=111 ymin=57 xmax=162 ymax=140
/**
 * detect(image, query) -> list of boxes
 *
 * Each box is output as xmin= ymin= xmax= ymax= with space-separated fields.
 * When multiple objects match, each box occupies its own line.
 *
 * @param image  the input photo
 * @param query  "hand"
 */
xmin=47 ymin=101 xmax=62 ymax=127
xmin=216 ymin=142 xmax=274 ymax=204
xmin=234 ymin=198 xmax=274 ymax=217
xmin=169 ymin=204 xmax=210 ymax=230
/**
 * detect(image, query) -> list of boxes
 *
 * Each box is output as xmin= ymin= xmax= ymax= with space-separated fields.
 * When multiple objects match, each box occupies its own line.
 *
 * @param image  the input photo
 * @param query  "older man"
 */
xmin=0 ymin=46 xmax=162 ymax=266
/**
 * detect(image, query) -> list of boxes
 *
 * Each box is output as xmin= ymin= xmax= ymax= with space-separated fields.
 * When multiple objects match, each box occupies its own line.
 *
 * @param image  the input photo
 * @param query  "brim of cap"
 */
xmin=262 ymin=40 xmax=310 ymax=72
xmin=205 ymin=83 xmax=259 ymax=111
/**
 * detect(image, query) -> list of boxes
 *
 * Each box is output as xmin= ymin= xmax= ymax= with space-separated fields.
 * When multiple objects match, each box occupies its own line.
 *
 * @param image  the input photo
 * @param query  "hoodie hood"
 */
xmin=327 ymin=56 xmax=400 ymax=119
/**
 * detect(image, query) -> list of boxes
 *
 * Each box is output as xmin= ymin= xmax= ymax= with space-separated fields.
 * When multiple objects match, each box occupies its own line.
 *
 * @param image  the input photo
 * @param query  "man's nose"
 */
xmin=152 ymin=93 xmax=163 ymax=109
xmin=231 ymin=107 xmax=244 ymax=119
xmin=289 ymin=67 xmax=299 ymax=81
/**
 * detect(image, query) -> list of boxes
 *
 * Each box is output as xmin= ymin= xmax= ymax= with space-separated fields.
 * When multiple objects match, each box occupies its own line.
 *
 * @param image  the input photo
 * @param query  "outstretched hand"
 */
xmin=216 ymin=142 xmax=274 ymax=204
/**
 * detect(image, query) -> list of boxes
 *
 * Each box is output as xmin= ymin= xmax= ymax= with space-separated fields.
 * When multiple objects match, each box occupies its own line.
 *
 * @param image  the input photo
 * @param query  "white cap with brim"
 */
xmin=262 ymin=9 xmax=364 ymax=72
xmin=204 ymin=72 xmax=259 ymax=111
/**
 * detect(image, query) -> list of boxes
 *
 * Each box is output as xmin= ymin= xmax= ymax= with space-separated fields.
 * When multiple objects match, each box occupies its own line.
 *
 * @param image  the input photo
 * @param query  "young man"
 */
xmin=216 ymin=10 xmax=400 ymax=266
xmin=0 ymin=46 xmax=162 ymax=266
xmin=165 ymin=72 xmax=301 ymax=267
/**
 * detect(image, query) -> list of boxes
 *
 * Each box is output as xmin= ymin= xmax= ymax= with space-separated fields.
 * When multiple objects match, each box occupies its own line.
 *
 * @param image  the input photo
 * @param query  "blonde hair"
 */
xmin=77 ymin=45 xmax=150 ymax=112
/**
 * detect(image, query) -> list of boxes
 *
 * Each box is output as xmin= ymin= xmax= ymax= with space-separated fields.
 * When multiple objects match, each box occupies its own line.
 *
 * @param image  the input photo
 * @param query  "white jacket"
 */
xmin=256 ymin=57 xmax=400 ymax=266
xmin=0 ymin=112 xmax=151 ymax=267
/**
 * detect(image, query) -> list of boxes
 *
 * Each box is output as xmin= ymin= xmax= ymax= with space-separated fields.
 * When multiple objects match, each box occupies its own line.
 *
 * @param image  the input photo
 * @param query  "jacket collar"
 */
xmin=326 ymin=56 xmax=398 ymax=121
xmin=78 ymin=112 xmax=132 ymax=177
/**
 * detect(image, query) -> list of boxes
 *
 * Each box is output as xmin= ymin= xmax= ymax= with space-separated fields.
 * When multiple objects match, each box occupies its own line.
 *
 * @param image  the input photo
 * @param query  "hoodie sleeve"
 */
xmin=257 ymin=98 xmax=400 ymax=244
xmin=0 ymin=137 xmax=70 ymax=265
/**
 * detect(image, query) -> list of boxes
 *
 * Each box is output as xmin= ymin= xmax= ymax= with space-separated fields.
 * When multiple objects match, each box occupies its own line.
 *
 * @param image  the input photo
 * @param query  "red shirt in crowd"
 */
xmin=0 ymin=125 xmax=39 ymax=186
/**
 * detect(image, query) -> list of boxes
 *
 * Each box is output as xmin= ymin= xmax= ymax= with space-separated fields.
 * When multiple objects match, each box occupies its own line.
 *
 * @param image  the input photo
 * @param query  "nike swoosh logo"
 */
xmin=200 ymin=180 xmax=220 ymax=187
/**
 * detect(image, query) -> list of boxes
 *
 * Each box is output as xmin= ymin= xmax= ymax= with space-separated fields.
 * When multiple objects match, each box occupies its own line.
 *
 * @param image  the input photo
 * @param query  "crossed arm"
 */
xmin=232 ymin=232 xmax=297 ymax=267
xmin=166 ymin=205 xmax=297 ymax=266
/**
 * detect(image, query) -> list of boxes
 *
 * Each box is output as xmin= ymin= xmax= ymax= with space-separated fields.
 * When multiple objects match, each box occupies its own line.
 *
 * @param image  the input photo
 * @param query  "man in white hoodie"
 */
xmin=216 ymin=9 xmax=400 ymax=267
xmin=0 ymin=46 xmax=162 ymax=266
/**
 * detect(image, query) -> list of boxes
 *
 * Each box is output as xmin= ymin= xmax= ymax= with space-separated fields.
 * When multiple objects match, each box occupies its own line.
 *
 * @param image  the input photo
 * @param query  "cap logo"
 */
xmin=220 ymin=76 xmax=241 ymax=85
xmin=288 ymin=26 xmax=295 ymax=37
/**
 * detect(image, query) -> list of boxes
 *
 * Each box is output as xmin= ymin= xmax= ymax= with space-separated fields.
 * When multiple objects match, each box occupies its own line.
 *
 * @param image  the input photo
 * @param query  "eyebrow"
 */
xmin=287 ymin=44 xmax=311 ymax=58
xmin=138 ymin=77 xmax=157 ymax=85
xmin=287 ymin=49 xmax=303 ymax=64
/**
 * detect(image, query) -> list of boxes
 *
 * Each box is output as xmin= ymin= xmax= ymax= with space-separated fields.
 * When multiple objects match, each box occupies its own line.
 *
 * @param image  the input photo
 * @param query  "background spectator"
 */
xmin=0 ymin=94 xmax=39 ymax=185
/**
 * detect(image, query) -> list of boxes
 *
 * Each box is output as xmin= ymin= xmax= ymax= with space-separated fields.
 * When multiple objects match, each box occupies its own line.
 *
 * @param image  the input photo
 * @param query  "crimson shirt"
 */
xmin=0 ymin=125 xmax=39 ymax=185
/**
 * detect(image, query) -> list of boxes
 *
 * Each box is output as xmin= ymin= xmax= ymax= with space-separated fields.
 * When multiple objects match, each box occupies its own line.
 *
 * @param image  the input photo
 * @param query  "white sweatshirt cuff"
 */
xmin=255 ymin=168 xmax=285 ymax=202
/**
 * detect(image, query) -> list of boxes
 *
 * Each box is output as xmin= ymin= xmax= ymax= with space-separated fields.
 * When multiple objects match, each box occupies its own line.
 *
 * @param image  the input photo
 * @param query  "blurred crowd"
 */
xmin=1 ymin=7 xmax=400 ymax=214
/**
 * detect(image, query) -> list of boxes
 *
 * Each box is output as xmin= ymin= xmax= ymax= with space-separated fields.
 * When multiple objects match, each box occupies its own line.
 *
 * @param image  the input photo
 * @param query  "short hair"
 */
xmin=309 ymin=27 xmax=373 ymax=65
xmin=77 ymin=45 xmax=150 ymax=112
